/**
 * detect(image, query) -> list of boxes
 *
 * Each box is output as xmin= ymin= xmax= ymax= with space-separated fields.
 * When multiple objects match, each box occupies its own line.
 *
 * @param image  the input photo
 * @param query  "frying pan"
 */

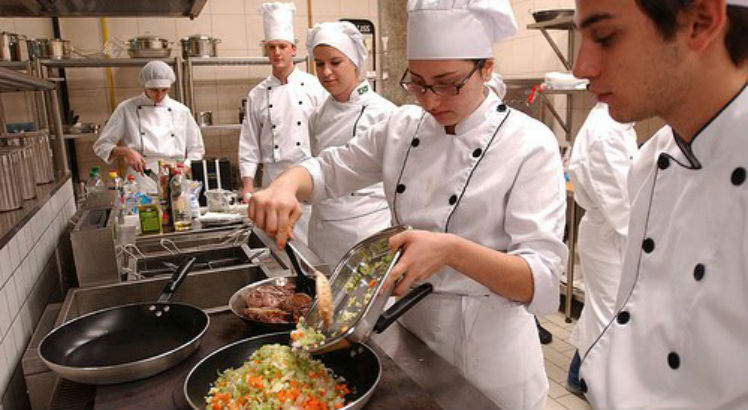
xmin=39 ymin=257 xmax=210 ymax=385
xmin=228 ymin=275 xmax=300 ymax=332
xmin=183 ymin=332 xmax=381 ymax=410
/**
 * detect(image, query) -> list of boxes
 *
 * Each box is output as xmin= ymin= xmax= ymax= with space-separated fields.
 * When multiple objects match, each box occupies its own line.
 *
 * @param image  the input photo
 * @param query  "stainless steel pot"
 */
xmin=0 ymin=132 xmax=55 ymax=184
xmin=1 ymin=32 xmax=25 ymax=61
xmin=180 ymin=35 xmax=220 ymax=59
xmin=40 ymin=38 xmax=71 ymax=59
xmin=0 ymin=149 xmax=23 ymax=211
xmin=128 ymin=35 xmax=172 ymax=58
xmin=0 ymin=146 xmax=36 ymax=200
xmin=26 ymin=38 xmax=44 ymax=60
xmin=197 ymin=111 xmax=212 ymax=126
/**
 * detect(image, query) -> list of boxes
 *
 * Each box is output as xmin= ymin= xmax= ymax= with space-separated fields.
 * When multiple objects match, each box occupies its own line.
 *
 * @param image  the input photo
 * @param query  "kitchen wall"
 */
xmin=0 ymin=181 xmax=76 ymax=409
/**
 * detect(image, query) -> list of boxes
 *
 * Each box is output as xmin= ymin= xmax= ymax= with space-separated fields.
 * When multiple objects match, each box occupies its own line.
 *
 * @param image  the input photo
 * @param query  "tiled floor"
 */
xmin=538 ymin=312 xmax=592 ymax=410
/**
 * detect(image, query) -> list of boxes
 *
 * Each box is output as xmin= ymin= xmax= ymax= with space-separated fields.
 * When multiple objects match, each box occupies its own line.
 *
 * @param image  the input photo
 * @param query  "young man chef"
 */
xmin=573 ymin=0 xmax=748 ymax=408
xmin=93 ymin=60 xmax=205 ymax=187
xmin=248 ymin=1 xmax=568 ymax=408
xmin=238 ymin=1 xmax=327 ymax=244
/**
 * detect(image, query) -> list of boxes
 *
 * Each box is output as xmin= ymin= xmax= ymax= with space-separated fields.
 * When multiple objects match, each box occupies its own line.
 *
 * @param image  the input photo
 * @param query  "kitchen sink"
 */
xmin=126 ymin=243 xmax=263 ymax=279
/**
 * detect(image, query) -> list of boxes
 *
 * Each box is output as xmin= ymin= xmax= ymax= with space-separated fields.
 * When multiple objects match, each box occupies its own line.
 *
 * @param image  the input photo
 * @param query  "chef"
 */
xmin=93 ymin=60 xmax=204 ymax=189
xmin=248 ymin=1 xmax=568 ymax=408
xmin=573 ymin=0 xmax=748 ymax=408
xmin=565 ymin=102 xmax=638 ymax=394
xmin=239 ymin=1 xmax=327 ymax=245
xmin=305 ymin=21 xmax=395 ymax=266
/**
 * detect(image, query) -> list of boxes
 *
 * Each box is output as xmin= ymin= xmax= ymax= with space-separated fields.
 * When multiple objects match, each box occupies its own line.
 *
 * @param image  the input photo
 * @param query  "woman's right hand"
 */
xmin=114 ymin=147 xmax=146 ymax=173
xmin=248 ymin=183 xmax=302 ymax=250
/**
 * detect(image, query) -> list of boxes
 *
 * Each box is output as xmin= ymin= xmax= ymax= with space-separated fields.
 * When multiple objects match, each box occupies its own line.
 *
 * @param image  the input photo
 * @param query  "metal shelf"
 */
xmin=199 ymin=124 xmax=242 ymax=131
xmin=0 ymin=67 xmax=55 ymax=92
xmin=0 ymin=61 xmax=31 ymax=70
xmin=527 ymin=16 xmax=574 ymax=31
xmin=186 ymin=56 xmax=307 ymax=66
xmin=39 ymin=57 xmax=179 ymax=68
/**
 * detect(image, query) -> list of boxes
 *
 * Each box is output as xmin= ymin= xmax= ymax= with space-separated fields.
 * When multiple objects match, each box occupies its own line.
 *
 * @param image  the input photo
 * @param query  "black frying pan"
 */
xmin=184 ymin=332 xmax=381 ymax=410
xmin=39 ymin=257 xmax=210 ymax=385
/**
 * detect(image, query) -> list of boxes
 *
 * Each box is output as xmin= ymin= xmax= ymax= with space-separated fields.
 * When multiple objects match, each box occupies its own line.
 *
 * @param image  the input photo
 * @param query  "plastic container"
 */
xmin=138 ymin=203 xmax=162 ymax=235
xmin=85 ymin=167 xmax=106 ymax=202
xmin=169 ymin=169 xmax=192 ymax=231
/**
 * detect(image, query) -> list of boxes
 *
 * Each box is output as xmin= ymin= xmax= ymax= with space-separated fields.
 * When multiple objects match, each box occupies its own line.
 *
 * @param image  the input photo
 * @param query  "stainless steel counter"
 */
xmin=0 ymin=172 xmax=71 ymax=249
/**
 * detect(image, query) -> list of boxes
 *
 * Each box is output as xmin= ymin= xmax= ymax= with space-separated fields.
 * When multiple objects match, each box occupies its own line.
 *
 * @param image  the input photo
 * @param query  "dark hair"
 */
xmin=635 ymin=0 xmax=748 ymax=66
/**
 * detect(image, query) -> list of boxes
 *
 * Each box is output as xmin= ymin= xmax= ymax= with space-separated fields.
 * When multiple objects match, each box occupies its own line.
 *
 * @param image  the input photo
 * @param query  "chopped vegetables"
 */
xmin=290 ymin=317 xmax=326 ymax=350
xmin=205 ymin=343 xmax=347 ymax=410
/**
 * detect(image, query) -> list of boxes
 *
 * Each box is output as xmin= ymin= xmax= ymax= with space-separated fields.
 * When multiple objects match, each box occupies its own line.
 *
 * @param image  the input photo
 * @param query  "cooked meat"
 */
xmin=243 ymin=307 xmax=291 ymax=323
xmin=245 ymin=284 xmax=294 ymax=309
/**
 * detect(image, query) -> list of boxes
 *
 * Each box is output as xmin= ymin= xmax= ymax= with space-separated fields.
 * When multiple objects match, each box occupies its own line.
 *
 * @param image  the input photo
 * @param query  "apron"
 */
xmin=130 ymin=104 xmax=181 ymax=193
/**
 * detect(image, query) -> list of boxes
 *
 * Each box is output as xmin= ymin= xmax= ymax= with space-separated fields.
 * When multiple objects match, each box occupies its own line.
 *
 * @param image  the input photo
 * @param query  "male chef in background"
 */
xmin=573 ymin=0 xmax=748 ymax=408
xmin=238 ymin=1 xmax=327 ymax=245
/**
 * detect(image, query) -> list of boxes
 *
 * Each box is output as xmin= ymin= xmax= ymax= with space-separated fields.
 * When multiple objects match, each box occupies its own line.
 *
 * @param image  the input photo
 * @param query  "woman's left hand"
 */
xmin=383 ymin=230 xmax=454 ymax=296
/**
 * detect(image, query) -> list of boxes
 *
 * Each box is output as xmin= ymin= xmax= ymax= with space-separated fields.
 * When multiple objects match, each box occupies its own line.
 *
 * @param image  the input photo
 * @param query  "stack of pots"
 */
xmin=0 ymin=146 xmax=36 ymax=201
xmin=0 ymin=32 xmax=26 ymax=62
xmin=180 ymin=35 xmax=220 ymax=59
xmin=0 ymin=131 xmax=55 ymax=185
xmin=39 ymin=38 xmax=71 ymax=59
xmin=0 ymin=149 xmax=23 ymax=211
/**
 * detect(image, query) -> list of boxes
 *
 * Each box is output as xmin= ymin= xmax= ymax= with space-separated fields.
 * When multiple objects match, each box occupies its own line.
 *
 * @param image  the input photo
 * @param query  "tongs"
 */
xmin=285 ymin=243 xmax=316 ymax=297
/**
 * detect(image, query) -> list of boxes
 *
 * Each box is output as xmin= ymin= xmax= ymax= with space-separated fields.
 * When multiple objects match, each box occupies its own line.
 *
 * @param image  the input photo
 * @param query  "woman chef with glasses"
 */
xmin=248 ymin=1 xmax=567 ymax=408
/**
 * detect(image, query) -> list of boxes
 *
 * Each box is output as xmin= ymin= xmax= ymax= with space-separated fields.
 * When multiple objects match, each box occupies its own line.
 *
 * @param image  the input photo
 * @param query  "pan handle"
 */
xmin=373 ymin=282 xmax=433 ymax=333
xmin=157 ymin=256 xmax=197 ymax=303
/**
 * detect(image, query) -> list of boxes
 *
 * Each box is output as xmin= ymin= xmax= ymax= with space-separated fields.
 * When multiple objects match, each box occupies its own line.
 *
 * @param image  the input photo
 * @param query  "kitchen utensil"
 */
xmin=39 ymin=257 xmax=210 ymax=385
xmin=128 ymin=35 xmax=171 ymax=58
xmin=228 ymin=275 xmax=300 ymax=332
xmin=304 ymin=225 xmax=433 ymax=353
xmin=183 ymin=332 xmax=381 ymax=410
xmin=0 ymin=149 xmax=23 ymax=211
xmin=531 ymin=9 xmax=575 ymax=23
xmin=205 ymin=188 xmax=236 ymax=212
xmin=39 ymin=38 xmax=71 ymax=59
xmin=285 ymin=242 xmax=316 ymax=297
xmin=180 ymin=34 xmax=220 ymax=59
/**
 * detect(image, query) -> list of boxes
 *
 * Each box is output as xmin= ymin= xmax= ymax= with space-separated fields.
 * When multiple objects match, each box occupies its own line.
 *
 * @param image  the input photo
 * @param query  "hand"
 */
xmin=115 ymin=147 xmax=146 ymax=173
xmin=383 ymin=230 xmax=454 ymax=296
xmin=247 ymin=184 xmax=301 ymax=250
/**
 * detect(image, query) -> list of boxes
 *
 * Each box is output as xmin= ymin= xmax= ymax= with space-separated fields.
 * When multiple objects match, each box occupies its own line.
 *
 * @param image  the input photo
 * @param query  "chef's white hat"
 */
xmin=726 ymin=0 xmax=748 ymax=6
xmin=139 ymin=61 xmax=175 ymax=88
xmin=260 ymin=2 xmax=296 ymax=43
xmin=306 ymin=22 xmax=367 ymax=68
xmin=407 ymin=0 xmax=518 ymax=59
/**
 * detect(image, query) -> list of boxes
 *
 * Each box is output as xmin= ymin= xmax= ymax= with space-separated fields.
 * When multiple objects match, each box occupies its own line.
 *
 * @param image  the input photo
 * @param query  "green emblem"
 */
xmin=357 ymin=85 xmax=369 ymax=95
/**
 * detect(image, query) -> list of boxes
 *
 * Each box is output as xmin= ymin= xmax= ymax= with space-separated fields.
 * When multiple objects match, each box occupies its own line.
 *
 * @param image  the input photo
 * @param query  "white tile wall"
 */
xmin=0 ymin=180 xmax=75 ymax=400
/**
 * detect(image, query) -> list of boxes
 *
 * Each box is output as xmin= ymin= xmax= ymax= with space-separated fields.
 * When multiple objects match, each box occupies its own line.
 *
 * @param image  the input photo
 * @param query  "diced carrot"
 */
xmin=368 ymin=279 xmax=377 ymax=288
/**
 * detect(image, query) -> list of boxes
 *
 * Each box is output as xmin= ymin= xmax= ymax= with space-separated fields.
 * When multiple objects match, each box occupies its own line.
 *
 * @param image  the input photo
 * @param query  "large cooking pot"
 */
xmin=0 ymin=132 xmax=54 ymax=184
xmin=180 ymin=34 xmax=220 ymax=59
xmin=26 ymin=38 xmax=43 ymax=60
xmin=39 ymin=38 xmax=71 ymax=59
xmin=0 ymin=32 xmax=25 ymax=61
xmin=183 ymin=332 xmax=381 ymax=410
xmin=128 ymin=35 xmax=172 ymax=58
xmin=0 ymin=149 xmax=23 ymax=211
xmin=0 ymin=146 xmax=36 ymax=200
xmin=39 ymin=257 xmax=210 ymax=385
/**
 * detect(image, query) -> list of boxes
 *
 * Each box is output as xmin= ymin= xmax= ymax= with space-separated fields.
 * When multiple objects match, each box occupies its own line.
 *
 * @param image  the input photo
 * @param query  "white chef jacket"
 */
xmin=93 ymin=93 xmax=205 ymax=187
xmin=306 ymin=81 xmax=395 ymax=266
xmin=580 ymin=83 xmax=748 ymax=409
xmin=568 ymin=102 xmax=638 ymax=355
xmin=301 ymin=90 xmax=567 ymax=409
xmin=238 ymin=67 xmax=327 ymax=185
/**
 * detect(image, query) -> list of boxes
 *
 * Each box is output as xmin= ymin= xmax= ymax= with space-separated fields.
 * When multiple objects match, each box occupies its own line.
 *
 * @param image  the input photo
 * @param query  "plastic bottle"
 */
xmin=170 ymin=169 xmax=192 ymax=231
xmin=123 ymin=175 xmax=140 ymax=215
xmin=85 ymin=167 xmax=106 ymax=200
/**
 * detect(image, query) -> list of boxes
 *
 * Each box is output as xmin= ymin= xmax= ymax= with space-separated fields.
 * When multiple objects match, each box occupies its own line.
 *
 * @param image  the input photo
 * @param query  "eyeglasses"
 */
xmin=400 ymin=60 xmax=485 ymax=97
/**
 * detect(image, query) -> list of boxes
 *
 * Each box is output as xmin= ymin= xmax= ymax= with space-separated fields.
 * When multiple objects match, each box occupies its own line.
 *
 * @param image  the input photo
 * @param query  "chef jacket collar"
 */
xmin=343 ymin=80 xmax=372 ymax=103
xmin=268 ymin=67 xmax=304 ymax=86
xmin=673 ymin=80 xmax=748 ymax=168
xmin=138 ymin=92 xmax=171 ymax=107
xmin=424 ymin=87 xmax=498 ymax=136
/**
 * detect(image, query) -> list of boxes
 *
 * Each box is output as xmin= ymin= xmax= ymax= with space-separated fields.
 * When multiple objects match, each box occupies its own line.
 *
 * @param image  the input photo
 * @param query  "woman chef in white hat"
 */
xmin=93 ymin=60 xmax=205 ymax=188
xmin=248 ymin=1 xmax=567 ymax=408
xmin=304 ymin=21 xmax=395 ymax=266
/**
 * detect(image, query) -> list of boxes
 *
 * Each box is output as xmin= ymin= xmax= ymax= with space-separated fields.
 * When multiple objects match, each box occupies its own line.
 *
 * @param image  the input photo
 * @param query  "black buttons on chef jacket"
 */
xmin=140 ymin=132 xmax=145 ymax=136
xmin=171 ymin=133 xmax=175 ymax=138
xmin=269 ymin=104 xmax=273 ymax=108
xmin=497 ymin=104 xmax=507 ymax=112
xmin=617 ymin=311 xmax=630 ymax=325
xmin=396 ymin=184 xmax=406 ymax=194
xmin=693 ymin=263 xmax=705 ymax=281
xmin=268 ymin=86 xmax=272 ymax=90
xmin=642 ymin=238 xmax=655 ymax=253
xmin=411 ymin=138 xmax=420 ymax=147
xmin=274 ymin=145 xmax=279 ymax=149
xmin=580 ymin=378 xmax=588 ymax=394
xmin=449 ymin=194 xmax=458 ymax=205
xmin=731 ymin=167 xmax=746 ymax=186
xmin=298 ymin=101 xmax=303 ymax=105
xmin=296 ymin=142 xmax=301 ymax=146
xmin=472 ymin=148 xmax=482 ymax=158
xmin=657 ymin=155 xmax=670 ymax=170
xmin=301 ymin=82 xmax=305 ymax=86
xmin=297 ymin=121 xmax=302 ymax=126
xmin=167 ymin=107 xmax=172 ymax=112
xmin=272 ymin=124 xmax=276 ymax=129
xmin=667 ymin=352 xmax=680 ymax=370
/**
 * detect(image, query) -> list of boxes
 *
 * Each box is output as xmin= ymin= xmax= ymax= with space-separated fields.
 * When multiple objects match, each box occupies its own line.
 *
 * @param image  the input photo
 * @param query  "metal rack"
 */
xmin=0 ymin=67 xmax=68 ymax=174
xmin=183 ymin=56 xmax=308 ymax=129
xmin=527 ymin=14 xmax=584 ymax=322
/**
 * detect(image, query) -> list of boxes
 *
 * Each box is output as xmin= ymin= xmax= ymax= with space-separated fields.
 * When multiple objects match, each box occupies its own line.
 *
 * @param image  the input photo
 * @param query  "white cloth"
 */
xmin=239 ymin=67 xmax=326 ymax=244
xmin=307 ymin=81 xmax=395 ymax=266
xmin=581 ymin=84 xmax=748 ymax=409
xmin=567 ymin=102 xmax=638 ymax=355
xmin=485 ymin=72 xmax=507 ymax=99
xmin=139 ymin=61 xmax=175 ymax=88
xmin=300 ymin=90 xmax=567 ymax=409
xmin=93 ymin=93 xmax=204 ymax=188
xmin=260 ymin=2 xmax=295 ymax=43
xmin=727 ymin=0 xmax=748 ymax=6
xmin=306 ymin=22 xmax=367 ymax=69
xmin=407 ymin=0 xmax=517 ymax=59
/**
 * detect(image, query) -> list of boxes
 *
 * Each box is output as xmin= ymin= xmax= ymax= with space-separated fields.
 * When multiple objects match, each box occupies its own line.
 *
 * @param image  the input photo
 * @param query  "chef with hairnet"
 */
xmin=238 ymin=1 xmax=327 ymax=245
xmin=93 ymin=60 xmax=204 ymax=187
xmin=304 ymin=21 xmax=395 ymax=266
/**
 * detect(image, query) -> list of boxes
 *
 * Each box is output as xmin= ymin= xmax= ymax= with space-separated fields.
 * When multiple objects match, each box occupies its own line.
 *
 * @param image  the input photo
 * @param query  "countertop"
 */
xmin=0 ymin=172 xmax=71 ymax=249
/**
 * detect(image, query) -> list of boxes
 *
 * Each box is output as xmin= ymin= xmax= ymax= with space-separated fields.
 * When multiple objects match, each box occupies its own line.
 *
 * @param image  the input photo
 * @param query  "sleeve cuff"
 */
xmin=240 ymin=163 xmax=258 ymax=179
xmin=511 ymin=250 xmax=561 ymax=316
xmin=299 ymin=158 xmax=326 ymax=204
